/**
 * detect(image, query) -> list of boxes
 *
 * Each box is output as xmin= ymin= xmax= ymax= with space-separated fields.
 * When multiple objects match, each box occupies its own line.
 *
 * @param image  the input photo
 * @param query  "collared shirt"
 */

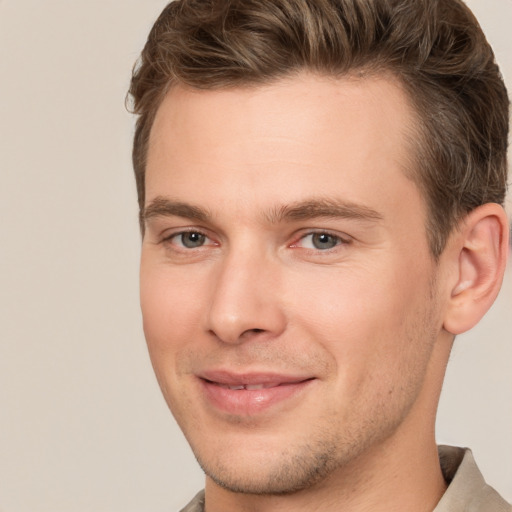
xmin=179 ymin=446 xmax=511 ymax=511
xmin=435 ymin=446 xmax=510 ymax=511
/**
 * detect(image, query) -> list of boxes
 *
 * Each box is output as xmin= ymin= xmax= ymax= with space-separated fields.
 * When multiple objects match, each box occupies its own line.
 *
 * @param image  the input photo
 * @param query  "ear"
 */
xmin=443 ymin=203 xmax=509 ymax=335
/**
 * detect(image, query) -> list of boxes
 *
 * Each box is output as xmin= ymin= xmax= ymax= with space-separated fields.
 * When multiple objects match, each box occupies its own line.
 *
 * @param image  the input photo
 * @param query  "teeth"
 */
xmin=217 ymin=383 xmax=276 ymax=390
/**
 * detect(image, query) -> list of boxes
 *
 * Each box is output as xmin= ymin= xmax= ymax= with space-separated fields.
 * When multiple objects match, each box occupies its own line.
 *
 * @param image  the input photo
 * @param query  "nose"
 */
xmin=205 ymin=250 xmax=287 ymax=344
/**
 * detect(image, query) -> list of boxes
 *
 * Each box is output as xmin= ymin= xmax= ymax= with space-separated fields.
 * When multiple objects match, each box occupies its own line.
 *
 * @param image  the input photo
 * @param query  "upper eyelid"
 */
xmin=160 ymin=226 xmax=212 ymax=240
xmin=151 ymin=228 xmax=210 ymax=250
xmin=157 ymin=227 xmax=351 ymax=246
xmin=292 ymin=229 xmax=351 ymax=243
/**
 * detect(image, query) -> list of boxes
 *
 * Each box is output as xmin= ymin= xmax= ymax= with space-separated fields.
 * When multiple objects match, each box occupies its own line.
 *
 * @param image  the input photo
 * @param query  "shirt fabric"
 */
xmin=179 ymin=445 xmax=511 ymax=511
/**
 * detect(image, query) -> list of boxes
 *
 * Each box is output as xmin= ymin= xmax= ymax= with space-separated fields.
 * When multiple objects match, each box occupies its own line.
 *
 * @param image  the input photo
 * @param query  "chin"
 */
xmin=193 ymin=435 xmax=352 ymax=496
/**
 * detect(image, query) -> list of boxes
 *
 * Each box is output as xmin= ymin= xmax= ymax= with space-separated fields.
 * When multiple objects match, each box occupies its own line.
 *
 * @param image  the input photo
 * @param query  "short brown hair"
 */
xmin=128 ymin=0 xmax=509 ymax=256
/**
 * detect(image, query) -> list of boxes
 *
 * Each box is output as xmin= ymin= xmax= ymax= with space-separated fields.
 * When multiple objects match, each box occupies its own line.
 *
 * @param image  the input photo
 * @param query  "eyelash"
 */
xmin=161 ymin=229 xmax=350 ymax=253
xmin=291 ymin=231 xmax=351 ymax=251
xmin=162 ymin=229 xmax=216 ymax=249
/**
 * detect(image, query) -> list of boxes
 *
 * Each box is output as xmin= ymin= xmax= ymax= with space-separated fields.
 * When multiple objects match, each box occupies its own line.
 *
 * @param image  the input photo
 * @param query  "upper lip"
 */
xmin=199 ymin=370 xmax=314 ymax=387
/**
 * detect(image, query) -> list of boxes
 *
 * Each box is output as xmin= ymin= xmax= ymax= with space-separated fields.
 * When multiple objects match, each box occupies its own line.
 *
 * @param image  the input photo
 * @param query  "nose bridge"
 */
xmin=206 ymin=241 xmax=285 ymax=344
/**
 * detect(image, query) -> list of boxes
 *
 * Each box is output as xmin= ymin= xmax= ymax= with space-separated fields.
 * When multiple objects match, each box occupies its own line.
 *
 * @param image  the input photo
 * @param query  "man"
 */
xmin=128 ymin=0 xmax=510 ymax=510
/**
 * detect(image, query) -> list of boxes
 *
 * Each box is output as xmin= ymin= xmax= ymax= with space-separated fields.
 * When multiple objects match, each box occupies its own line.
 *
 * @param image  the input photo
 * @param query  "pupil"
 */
xmin=183 ymin=232 xmax=205 ymax=248
xmin=313 ymin=233 xmax=337 ymax=249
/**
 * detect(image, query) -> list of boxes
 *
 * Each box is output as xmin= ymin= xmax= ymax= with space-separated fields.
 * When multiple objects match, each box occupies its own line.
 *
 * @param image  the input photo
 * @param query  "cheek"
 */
xmin=286 ymin=263 xmax=400 ymax=343
xmin=139 ymin=265 xmax=206 ymax=416
xmin=140 ymin=262 xmax=206 ymax=357
xmin=285 ymin=262 xmax=433 ymax=380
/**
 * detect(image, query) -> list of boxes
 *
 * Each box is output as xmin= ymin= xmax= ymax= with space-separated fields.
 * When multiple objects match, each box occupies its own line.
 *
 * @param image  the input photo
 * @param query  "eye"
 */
xmin=169 ymin=231 xmax=209 ymax=249
xmin=298 ymin=232 xmax=346 ymax=250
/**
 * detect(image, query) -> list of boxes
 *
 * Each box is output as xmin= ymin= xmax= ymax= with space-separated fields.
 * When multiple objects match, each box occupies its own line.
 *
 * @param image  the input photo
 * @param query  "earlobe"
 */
xmin=443 ymin=203 xmax=509 ymax=335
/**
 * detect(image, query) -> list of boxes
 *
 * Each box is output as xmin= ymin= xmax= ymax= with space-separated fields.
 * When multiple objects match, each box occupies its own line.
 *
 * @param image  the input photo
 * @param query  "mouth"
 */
xmin=208 ymin=380 xmax=310 ymax=390
xmin=198 ymin=371 xmax=316 ymax=416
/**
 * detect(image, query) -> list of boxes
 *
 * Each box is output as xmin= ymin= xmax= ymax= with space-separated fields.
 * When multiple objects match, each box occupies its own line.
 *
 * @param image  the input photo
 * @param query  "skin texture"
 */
xmin=140 ymin=73 xmax=508 ymax=511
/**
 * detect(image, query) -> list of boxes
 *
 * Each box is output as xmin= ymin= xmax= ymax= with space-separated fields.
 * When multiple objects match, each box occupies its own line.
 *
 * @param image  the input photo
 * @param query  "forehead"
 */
xmin=146 ymin=73 xmax=423 ymax=223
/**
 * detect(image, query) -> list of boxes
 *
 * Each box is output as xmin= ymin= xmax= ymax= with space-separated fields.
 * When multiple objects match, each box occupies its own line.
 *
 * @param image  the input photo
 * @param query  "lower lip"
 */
xmin=201 ymin=379 xmax=314 ymax=416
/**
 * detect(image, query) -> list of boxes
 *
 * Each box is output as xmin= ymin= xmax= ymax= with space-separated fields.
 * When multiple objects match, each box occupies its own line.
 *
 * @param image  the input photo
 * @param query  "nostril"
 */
xmin=241 ymin=328 xmax=265 ymax=337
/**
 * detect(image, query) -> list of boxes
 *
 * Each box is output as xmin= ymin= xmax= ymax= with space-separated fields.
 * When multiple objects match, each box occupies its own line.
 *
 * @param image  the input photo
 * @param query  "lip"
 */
xmin=198 ymin=370 xmax=315 ymax=416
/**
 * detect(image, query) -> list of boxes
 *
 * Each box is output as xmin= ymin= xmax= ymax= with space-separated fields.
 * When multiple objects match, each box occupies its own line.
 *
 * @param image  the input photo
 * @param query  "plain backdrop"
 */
xmin=0 ymin=1 xmax=511 ymax=511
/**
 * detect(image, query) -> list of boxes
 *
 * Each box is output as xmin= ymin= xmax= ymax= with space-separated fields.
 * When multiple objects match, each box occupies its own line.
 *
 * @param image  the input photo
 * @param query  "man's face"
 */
xmin=140 ymin=74 xmax=446 ymax=494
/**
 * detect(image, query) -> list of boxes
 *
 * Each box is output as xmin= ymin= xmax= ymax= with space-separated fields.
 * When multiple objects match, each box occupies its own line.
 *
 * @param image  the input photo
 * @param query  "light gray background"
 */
xmin=0 ymin=1 xmax=510 ymax=511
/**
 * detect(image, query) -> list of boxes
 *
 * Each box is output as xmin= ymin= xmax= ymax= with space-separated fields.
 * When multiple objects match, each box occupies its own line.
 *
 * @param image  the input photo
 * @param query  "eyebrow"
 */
xmin=143 ymin=196 xmax=211 ymax=223
xmin=265 ymin=198 xmax=384 ymax=224
xmin=143 ymin=196 xmax=383 ymax=226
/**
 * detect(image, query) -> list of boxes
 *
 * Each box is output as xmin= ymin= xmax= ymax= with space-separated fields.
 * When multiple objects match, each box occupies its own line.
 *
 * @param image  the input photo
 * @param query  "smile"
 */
xmin=212 ymin=381 xmax=299 ymax=391
xmin=199 ymin=372 xmax=315 ymax=416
